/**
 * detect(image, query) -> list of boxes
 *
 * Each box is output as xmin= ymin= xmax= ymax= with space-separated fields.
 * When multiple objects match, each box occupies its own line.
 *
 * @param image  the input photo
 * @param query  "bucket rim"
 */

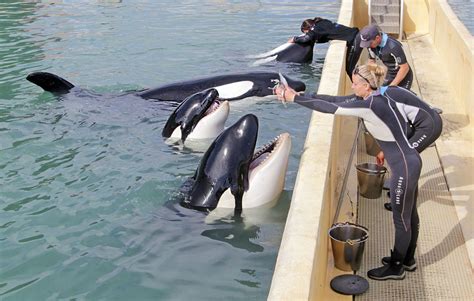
xmin=328 ymin=222 xmax=369 ymax=243
xmin=355 ymin=163 xmax=387 ymax=174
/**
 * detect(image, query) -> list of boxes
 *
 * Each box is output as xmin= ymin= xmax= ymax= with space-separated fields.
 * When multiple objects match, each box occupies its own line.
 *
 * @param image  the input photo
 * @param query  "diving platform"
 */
xmin=268 ymin=0 xmax=473 ymax=300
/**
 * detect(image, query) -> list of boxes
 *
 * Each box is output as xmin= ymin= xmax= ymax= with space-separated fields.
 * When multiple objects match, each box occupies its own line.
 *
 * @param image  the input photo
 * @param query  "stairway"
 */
xmin=369 ymin=0 xmax=403 ymax=39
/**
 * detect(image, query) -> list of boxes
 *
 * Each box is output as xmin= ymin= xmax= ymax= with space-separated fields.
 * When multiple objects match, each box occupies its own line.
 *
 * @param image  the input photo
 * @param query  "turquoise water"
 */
xmin=0 ymin=1 xmax=340 ymax=300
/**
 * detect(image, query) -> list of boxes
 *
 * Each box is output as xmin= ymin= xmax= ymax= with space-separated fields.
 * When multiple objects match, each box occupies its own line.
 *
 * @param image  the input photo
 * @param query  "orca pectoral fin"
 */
xmin=26 ymin=72 xmax=75 ymax=94
xmin=251 ymin=55 xmax=277 ymax=67
xmin=230 ymin=163 xmax=249 ymax=210
xmin=247 ymin=43 xmax=292 ymax=59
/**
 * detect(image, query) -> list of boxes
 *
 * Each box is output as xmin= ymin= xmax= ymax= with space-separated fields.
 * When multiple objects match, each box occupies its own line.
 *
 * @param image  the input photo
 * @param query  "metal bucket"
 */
xmin=329 ymin=222 xmax=369 ymax=271
xmin=364 ymin=131 xmax=382 ymax=157
xmin=356 ymin=163 xmax=387 ymax=199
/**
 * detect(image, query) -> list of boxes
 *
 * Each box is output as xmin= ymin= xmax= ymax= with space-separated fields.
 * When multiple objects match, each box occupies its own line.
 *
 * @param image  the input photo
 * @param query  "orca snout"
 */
xmin=284 ymin=75 xmax=306 ymax=92
xmin=204 ymin=88 xmax=219 ymax=100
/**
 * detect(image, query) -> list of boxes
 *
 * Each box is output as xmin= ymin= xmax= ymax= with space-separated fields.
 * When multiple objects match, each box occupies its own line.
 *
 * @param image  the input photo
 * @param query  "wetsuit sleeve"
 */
xmin=294 ymin=94 xmax=369 ymax=117
xmin=294 ymin=31 xmax=317 ymax=44
xmin=304 ymin=93 xmax=360 ymax=103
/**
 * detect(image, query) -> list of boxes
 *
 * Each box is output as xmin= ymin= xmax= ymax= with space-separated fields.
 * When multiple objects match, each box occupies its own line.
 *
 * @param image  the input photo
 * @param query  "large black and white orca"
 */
xmin=249 ymin=41 xmax=314 ymax=65
xmin=26 ymin=71 xmax=306 ymax=102
xmin=180 ymin=114 xmax=291 ymax=211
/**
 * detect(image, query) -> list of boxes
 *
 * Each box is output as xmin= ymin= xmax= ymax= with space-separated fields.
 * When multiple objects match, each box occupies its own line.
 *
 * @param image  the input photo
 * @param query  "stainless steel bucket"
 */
xmin=329 ymin=222 xmax=369 ymax=271
xmin=356 ymin=163 xmax=387 ymax=199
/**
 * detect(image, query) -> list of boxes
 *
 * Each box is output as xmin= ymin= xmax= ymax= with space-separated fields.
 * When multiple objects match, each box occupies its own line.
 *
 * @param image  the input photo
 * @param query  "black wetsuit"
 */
xmin=293 ymin=18 xmax=361 ymax=79
xmin=368 ymin=34 xmax=413 ymax=89
xmin=294 ymin=86 xmax=442 ymax=261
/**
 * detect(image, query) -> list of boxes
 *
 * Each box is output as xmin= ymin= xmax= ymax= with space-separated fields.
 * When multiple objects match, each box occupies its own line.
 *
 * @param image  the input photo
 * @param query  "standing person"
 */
xmin=359 ymin=24 xmax=413 ymax=89
xmin=289 ymin=17 xmax=362 ymax=79
xmin=273 ymin=62 xmax=442 ymax=280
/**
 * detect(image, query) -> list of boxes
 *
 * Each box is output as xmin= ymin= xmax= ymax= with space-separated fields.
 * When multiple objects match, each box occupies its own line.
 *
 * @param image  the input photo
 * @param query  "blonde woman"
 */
xmin=274 ymin=62 xmax=442 ymax=280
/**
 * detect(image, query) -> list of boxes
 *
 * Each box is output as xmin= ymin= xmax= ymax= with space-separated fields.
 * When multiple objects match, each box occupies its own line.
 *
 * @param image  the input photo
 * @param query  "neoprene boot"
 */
xmin=368 ymin=250 xmax=405 ymax=280
xmin=381 ymin=255 xmax=417 ymax=271
xmin=387 ymin=240 xmax=418 ymax=272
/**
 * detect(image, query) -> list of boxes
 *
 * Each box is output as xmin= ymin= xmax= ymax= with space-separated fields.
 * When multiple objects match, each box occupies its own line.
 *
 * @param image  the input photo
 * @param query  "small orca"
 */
xmin=161 ymin=88 xmax=230 ymax=143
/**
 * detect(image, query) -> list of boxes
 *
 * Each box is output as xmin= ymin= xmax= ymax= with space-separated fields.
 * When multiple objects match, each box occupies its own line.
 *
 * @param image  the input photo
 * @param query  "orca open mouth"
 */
xmin=249 ymin=133 xmax=288 ymax=170
xmin=203 ymin=99 xmax=222 ymax=117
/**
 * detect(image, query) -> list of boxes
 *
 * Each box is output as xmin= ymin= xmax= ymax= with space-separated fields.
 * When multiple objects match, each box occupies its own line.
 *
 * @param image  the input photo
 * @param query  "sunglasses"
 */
xmin=353 ymin=66 xmax=377 ymax=90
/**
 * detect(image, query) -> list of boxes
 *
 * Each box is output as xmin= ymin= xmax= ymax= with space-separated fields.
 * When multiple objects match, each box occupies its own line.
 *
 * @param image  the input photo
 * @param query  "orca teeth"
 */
xmin=204 ymin=100 xmax=221 ymax=115
xmin=251 ymin=134 xmax=282 ymax=163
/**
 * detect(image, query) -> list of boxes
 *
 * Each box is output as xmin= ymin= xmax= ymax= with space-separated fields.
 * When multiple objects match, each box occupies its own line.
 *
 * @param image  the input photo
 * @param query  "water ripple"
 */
xmin=0 ymin=0 xmax=339 ymax=299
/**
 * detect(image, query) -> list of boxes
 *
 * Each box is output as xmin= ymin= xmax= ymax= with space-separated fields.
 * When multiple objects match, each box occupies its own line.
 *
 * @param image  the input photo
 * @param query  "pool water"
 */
xmin=0 ymin=1 xmax=341 ymax=300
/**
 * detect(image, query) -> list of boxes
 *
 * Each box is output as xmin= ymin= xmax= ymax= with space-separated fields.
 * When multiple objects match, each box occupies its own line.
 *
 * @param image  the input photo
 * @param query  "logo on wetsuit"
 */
xmin=412 ymin=134 xmax=427 ymax=148
xmin=395 ymin=177 xmax=404 ymax=205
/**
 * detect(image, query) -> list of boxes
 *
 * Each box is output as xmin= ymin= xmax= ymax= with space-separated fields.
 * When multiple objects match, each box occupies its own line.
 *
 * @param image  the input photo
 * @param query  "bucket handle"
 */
xmin=330 ymin=222 xmax=369 ymax=244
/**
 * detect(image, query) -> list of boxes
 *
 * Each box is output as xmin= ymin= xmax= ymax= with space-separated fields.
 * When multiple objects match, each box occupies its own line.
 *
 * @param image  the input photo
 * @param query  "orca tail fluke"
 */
xmin=26 ymin=72 xmax=75 ymax=94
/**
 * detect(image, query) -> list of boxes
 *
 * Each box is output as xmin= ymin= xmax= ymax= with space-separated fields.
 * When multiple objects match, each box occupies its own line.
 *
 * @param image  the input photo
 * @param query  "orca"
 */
xmin=137 ymin=71 xmax=305 ymax=101
xmin=27 ymin=71 xmax=306 ymax=102
xmin=180 ymin=114 xmax=291 ymax=211
xmin=162 ymin=88 xmax=230 ymax=143
xmin=249 ymin=41 xmax=314 ymax=65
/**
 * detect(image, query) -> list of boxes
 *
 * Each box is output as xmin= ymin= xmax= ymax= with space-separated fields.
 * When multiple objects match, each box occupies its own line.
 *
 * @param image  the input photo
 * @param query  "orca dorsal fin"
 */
xmin=26 ymin=72 xmax=75 ymax=94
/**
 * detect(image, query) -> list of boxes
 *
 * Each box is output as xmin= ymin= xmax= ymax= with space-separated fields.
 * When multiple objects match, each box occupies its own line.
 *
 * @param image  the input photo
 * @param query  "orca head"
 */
xmin=26 ymin=72 xmax=75 ymax=94
xmin=181 ymin=114 xmax=259 ymax=211
xmin=281 ymin=74 xmax=306 ymax=92
xmin=162 ymin=88 xmax=229 ymax=143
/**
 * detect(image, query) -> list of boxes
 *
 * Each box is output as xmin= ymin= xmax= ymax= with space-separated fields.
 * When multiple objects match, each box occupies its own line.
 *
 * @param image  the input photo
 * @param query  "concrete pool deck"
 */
xmin=268 ymin=0 xmax=473 ymax=300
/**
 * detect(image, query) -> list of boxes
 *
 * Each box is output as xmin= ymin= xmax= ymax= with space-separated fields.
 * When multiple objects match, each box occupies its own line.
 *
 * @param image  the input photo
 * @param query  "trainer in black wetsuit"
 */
xmin=291 ymin=18 xmax=361 ymax=79
xmin=360 ymin=25 xmax=413 ymax=89
xmin=274 ymin=63 xmax=443 ymax=281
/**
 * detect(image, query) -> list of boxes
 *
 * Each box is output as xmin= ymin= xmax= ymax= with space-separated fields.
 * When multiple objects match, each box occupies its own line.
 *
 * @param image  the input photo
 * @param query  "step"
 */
xmin=371 ymin=14 xmax=400 ymax=24
xmin=370 ymin=0 xmax=399 ymax=5
xmin=371 ymin=4 xmax=400 ymax=14
xmin=376 ymin=25 xmax=400 ymax=34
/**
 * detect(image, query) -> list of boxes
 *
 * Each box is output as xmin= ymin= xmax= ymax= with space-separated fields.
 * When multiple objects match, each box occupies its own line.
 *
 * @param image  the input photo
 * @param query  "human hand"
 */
xmin=273 ymin=85 xmax=296 ymax=103
xmin=376 ymin=151 xmax=385 ymax=166
xmin=288 ymin=37 xmax=295 ymax=43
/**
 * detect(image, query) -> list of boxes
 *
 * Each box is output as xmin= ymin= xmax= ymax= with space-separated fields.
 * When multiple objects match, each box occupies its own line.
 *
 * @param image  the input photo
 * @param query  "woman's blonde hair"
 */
xmin=354 ymin=62 xmax=387 ymax=89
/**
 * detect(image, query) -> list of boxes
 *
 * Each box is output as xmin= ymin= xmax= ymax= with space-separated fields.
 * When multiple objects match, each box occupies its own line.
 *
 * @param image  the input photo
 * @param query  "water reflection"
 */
xmin=201 ymin=213 xmax=264 ymax=253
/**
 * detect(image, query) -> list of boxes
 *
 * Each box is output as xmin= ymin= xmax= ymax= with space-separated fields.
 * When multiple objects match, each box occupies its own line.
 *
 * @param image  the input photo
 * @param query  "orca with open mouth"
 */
xmin=161 ymin=88 xmax=229 ymax=143
xmin=180 ymin=114 xmax=291 ymax=211
xmin=26 ymin=71 xmax=306 ymax=102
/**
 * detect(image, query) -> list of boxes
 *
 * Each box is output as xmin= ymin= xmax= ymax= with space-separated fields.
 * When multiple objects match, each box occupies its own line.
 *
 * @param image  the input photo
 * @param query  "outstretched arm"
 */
xmin=274 ymin=85 xmax=368 ymax=117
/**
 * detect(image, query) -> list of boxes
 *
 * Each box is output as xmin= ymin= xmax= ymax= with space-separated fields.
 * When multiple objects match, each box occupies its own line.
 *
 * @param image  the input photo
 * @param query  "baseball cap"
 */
xmin=359 ymin=25 xmax=380 ymax=48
